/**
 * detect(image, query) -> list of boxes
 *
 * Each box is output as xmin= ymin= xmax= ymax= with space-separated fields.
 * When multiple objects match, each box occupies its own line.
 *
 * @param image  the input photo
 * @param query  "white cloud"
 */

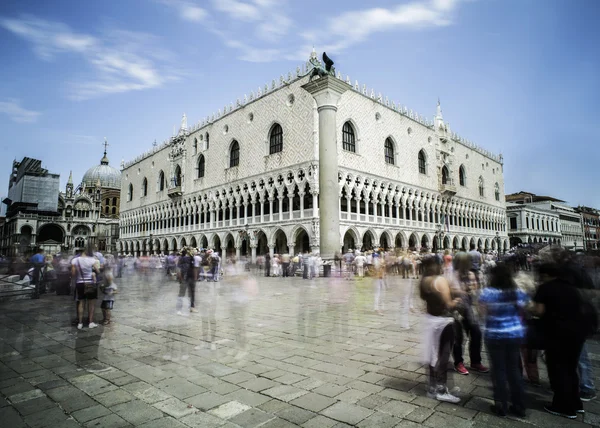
xmin=157 ymin=0 xmax=207 ymax=22
xmin=0 ymin=99 xmax=41 ymax=123
xmin=0 ymin=16 xmax=180 ymax=100
xmin=212 ymin=0 xmax=261 ymax=21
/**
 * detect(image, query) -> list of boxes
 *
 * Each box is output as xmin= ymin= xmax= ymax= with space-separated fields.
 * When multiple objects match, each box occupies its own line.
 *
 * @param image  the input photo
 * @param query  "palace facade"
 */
xmin=118 ymin=51 xmax=509 ymax=260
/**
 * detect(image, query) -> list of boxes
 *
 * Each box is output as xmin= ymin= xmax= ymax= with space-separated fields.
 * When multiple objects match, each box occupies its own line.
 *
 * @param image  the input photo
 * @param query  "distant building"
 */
xmin=575 ymin=206 xmax=600 ymax=250
xmin=0 ymin=148 xmax=121 ymax=256
xmin=505 ymin=191 xmax=584 ymax=250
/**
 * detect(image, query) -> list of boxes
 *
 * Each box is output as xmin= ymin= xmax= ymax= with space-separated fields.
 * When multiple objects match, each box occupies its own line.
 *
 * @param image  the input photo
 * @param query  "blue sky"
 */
xmin=0 ymin=0 xmax=598 ymax=208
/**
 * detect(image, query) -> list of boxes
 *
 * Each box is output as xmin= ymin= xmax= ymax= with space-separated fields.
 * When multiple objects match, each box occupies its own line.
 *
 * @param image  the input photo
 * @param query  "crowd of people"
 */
xmin=2 ymin=242 xmax=598 ymax=420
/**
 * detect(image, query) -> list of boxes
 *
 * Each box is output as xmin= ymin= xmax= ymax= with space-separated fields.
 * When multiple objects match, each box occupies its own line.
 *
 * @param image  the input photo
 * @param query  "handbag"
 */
xmin=76 ymin=259 xmax=96 ymax=295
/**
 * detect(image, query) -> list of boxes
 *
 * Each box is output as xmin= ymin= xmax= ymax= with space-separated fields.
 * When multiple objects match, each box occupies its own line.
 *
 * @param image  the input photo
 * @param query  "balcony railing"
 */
xmin=167 ymin=186 xmax=182 ymax=197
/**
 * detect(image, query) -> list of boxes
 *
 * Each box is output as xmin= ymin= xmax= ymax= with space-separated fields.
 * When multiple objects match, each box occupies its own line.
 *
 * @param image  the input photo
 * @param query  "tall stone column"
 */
xmin=302 ymin=76 xmax=350 ymax=260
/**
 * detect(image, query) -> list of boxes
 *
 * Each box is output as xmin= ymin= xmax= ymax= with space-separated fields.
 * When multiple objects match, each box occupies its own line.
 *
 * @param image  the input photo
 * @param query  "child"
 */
xmin=100 ymin=273 xmax=118 ymax=325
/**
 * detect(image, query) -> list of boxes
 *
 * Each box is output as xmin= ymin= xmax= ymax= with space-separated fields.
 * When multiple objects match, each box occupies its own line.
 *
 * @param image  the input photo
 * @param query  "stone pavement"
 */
xmin=1 ymin=271 xmax=598 ymax=427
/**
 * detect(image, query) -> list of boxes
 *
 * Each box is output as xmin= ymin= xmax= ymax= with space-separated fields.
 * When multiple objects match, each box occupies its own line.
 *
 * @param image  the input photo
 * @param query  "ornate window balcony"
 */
xmin=167 ymin=186 xmax=182 ymax=197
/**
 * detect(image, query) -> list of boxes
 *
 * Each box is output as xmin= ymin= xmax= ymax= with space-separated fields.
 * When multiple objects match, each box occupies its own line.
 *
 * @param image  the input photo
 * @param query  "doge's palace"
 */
xmin=118 ymin=50 xmax=509 ymax=261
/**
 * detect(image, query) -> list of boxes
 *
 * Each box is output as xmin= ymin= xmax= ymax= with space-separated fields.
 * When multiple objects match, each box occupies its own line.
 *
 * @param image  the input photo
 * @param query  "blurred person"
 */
xmin=373 ymin=257 xmax=386 ymax=315
xmin=195 ymin=276 xmax=218 ymax=350
xmin=420 ymin=256 xmax=462 ymax=403
xmin=265 ymin=252 xmax=271 ymax=277
xmin=100 ymin=272 xmax=118 ymax=326
xmin=308 ymin=253 xmax=316 ymax=279
xmin=30 ymin=248 xmax=45 ymax=296
xmin=176 ymin=249 xmax=197 ymax=315
xmin=209 ymin=251 xmax=221 ymax=282
xmin=533 ymin=261 xmax=587 ymax=419
xmin=343 ymin=249 xmax=355 ymax=280
xmin=468 ymin=242 xmax=483 ymax=288
xmin=442 ymin=250 xmax=453 ymax=278
xmin=451 ymin=252 xmax=488 ymax=375
xmin=72 ymin=244 xmax=101 ymax=329
xmin=354 ymin=252 xmax=366 ymax=278
xmin=166 ymin=252 xmax=177 ymax=277
xmin=327 ymin=275 xmax=349 ymax=341
xmin=478 ymin=264 xmax=527 ymax=418
xmin=281 ymin=252 xmax=291 ymax=277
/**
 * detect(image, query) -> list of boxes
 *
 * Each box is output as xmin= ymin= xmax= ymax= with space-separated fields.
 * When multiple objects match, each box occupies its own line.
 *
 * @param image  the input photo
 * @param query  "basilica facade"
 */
xmin=118 ymin=51 xmax=508 ymax=260
xmin=0 ymin=148 xmax=121 ymax=256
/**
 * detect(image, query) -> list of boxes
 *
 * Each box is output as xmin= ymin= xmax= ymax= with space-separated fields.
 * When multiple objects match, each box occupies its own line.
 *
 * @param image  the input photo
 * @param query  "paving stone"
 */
xmin=410 ymin=395 xmax=440 ymax=409
xmin=334 ymin=388 xmax=371 ymax=403
xmin=259 ymin=417 xmax=301 ymax=428
xmin=276 ymin=405 xmax=316 ymax=424
xmin=425 ymin=412 xmax=475 ymax=428
xmin=274 ymin=373 xmax=307 ymax=385
xmin=22 ymin=405 xmax=78 ymax=428
xmin=376 ymin=399 xmax=418 ymax=418
xmin=356 ymin=410 xmax=402 ymax=428
xmin=221 ymin=371 xmax=256 ymax=385
xmin=261 ymin=369 xmax=287 ymax=379
xmin=185 ymin=391 xmax=230 ymax=410
xmin=179 ymin=411 xmax=226 ymax=427
xmin=94 ymin=388 xmax=135 ymax=406
xmin=153 ymin=397 xmax=196 ymax=419
xmin=156 ymin=376 xmax=207 ymax=399
xmin=122 ymin=381 xmax=172 ymax=404
xmin=13 ymin=396 xmax=57 ymax=415
xmin=84 ymin=413 xmax=132 ymax=428
xmin=356 ymin=393 xmax=391 ymax=410
xmin=45 ymin=385 xmax=98 ymax=412
xmin=405 ymin=405 xmax=435 ymax=423
xmin=293 ymin=377 xmax=324 ymax=390
xmin=302 ymin=415 xmax=338 ymax=428
xmin=208 ymin=400 xmax=251 ymax=419
xmin=0 ymin=405 xmax=26 ymax=428
xmin=263 ymin=385 xmax=309 ymax=402
xmin=228 ymin=408 xmax=275 ymax=427
xmin=436 ymin=401 xmax=478 ymax=419
xmin=321 ymin=402 xmax=373 ymax=425
xmin=225 ymin=388 xmax=271 ymax=406
xmin=377 ymin=388 xmax=416 ymax=402
xmin=197 ymin=363 xmax=238 ymax=377
xmin=238 ymin=377 xmax=279 ymax=392
xmin=313 ymin=384 xmax=347 ymax=398
xmin=1 ymin=380 xmax=35 ymax=397
xmin=70 ymin=374 xmax=118 ymax=396
xmin=112 ymin=398 xmax=165 ymax=425
xmin=139 ymin=416 xmax=189 ymax=428
xmin=346 ymin=380 xmax=385 ymax=394
xmin=210 ymin=381 xmax=241 ymax=395
xmin=8 ymin=388 xmax=45 ymax=403
xmin=71 ymin=405 xmax=113 ymax=423
xmin=290 ymin=392 xmax=338 ymax=412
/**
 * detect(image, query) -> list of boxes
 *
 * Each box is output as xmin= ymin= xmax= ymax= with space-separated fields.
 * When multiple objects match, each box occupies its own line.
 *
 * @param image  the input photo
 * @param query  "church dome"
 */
xmin=81 ymin=147 xmax=121 ymax=190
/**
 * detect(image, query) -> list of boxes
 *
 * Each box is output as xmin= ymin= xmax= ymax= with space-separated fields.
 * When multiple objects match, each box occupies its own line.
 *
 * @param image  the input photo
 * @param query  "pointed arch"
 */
xmin=494 ymin=182 xmax=500 ymax=201
xmin=478 ymin=176 xmax=484 ymax=197
xmin=128 ymin=183 xmax=133 ymax=201
xmin=158 ymin=170 xmax=165 ymax=191
xmin=142 ymin=177 xmax=148 ymax=197
xmin=384 ymin=137 xmax=395 ymax=165
xmin=441 ymin=166 xmax=449 ymax=184
xmin=174 ymin=165 xmax=182 ymax=187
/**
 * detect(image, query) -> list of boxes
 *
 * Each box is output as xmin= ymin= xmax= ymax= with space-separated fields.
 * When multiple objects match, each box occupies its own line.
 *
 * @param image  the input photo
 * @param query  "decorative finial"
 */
xmin=153 ymin=139 xmax=157 ymax=147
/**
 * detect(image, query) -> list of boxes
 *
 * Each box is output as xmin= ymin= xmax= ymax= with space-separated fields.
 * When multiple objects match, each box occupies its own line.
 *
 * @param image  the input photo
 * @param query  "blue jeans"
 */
xmin=579 ymin=342 xmax=596 ymax=395
xmin=485 ymin=338 xmax=526 ymax=412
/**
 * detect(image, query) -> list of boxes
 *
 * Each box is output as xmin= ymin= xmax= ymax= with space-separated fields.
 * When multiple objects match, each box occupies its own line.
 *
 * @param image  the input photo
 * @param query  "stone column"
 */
xmin=299 ymin=192 xmax=305 ymax=219
xmin=312 ymin=192 xmax=318 ymax=218
xmin=303 ymin=76 xmax=349 ymax=260
xmin=268 ymin=198 xmax=274 ymax=222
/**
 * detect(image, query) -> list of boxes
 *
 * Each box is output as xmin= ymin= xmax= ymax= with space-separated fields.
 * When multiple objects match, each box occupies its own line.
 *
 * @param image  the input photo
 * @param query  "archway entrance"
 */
xmin=256 ymin=231 xmax=268 ymax=255
xmin=224 ymin=234 xmax=235 ymax=258
xmin=395 ymin=233 xmax=404 ymax=250
xmin=443 ymin=236 xmax=450 ymax=250
xmin=343 ymin=230 xmax=357 ymax=253
xmin=171 ymin=238 xmax=177 ymax=252
xmin=273 ymin=229 xmax=288 ymax=255
xmin=421 ymin=235 xmax=429 ymax=251
xmin=190 ymin=237 xmax=197 ymax=248
xmin=362 ymin=231 xmax=374 ymax=251
xmin=453 ymin=237 xmax=460 ymax=251
xmin=379 ymin=233 xmax=390 ymax=250
xmin=294 ymin=228 xmax=310 ymax=254
xmin=213 ymin=236 xmax=221 ymax=253
xmin=408 ymin=233 xmax=418 ymax=250
xmin=201 ymin=236 xmax=208 ymax=249
xmin=241 ymin=240 xmax=248 ymax=257
xmin=38 ymin=224 xmax=65 ymax=255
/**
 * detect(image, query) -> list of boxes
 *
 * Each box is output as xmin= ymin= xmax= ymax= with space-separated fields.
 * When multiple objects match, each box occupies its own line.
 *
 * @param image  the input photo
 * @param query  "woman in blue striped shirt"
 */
xmin=478 ymin=263 xmax=529 ymax=418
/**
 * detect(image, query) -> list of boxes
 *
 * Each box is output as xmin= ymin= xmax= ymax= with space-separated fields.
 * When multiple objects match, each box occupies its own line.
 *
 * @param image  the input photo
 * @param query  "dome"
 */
xmin=81 ymin=149 xmax=121 ymax=190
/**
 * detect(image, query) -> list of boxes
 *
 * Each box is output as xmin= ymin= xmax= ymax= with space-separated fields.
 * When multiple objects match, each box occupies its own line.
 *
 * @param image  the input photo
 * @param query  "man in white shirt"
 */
xmin=354 ymin=253 xmax=367 ymax=278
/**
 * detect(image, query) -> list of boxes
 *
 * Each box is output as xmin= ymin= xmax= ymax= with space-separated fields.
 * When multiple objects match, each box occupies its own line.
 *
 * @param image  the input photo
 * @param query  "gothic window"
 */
xmin=418 ymin=150 xmax=427 ymax=174
xmin=142 ymin=177 xmax=148 ymax=197
xmin=205 ymin=132 xmax=210 ymax=150
xmin=230 ymin=140 xmax=239 ymax=167
xmin=459 ymin=165 xmax=466 ymax=186
xmin=174 ymin=165 xmax=182 ymax=187
xmin=384 ymin=138 xmax=394 ymax=165
xmin=112 ymin=207 xmax=116 ymax=215
xmin=478 ymin=176 xmax=484 ymax=197
xmin=342 ymin=121 xmax=356 ymax=152
xmin=269 ymin=123 xmax=283 ymax=154
xmin=193 ymin=138 xmax=198 ymax=155
xmin=442 ymin=166 xmax=449 ymax=184
xmin=494 ymin=182 xmax=500 ymax=201
xmin=197 ymin=155 xmax=205 ymax=178
xmin=158 ymin=170 xmax=165 ymax=191
xmin=112 ymin=197 xmax=117 ymax=205
xmin=128 ymin=184 xmax=133 ymax=201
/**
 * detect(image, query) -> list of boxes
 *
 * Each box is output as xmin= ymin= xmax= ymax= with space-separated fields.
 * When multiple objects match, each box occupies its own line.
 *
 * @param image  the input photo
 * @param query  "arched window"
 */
xmin=158 ymin=170 xmax=165 ymax=191
xmin=478 ymin=176 xmax=484 ymax=197
xmin=269 ymin=123 xmax=283 ymax=154
xmin=342 ymin=121 xmax=356 ymax=152
xmin=494 ymin=182 xmax=500 ymax=201
xmin=174 ymin=165 xmax=182 ymax=187
xmin=205 ymin=132 xmax=210 ymax=150
xmin=230 ymin=140 xmax=239 ymax=167
xmin=142 ymin=177 xmax=148 ymax=197
xmin=193 ymin=138 xmax=198 ymax=155
xmin=459 ymin=165 xmax=466 ymax=186
xmin=384 ymin=138 xmax=394 ymax=164
xmin=197 ymin=155 xmax=205 ymax=178
xmin=128 ymin=184 xmax=133 ymax=201
xmin=418 ymin=150 xmax=427 ymax=174
xmin=111 ymin=207 xmax=116 ymax=215
xmin=112 ymin=197 xmax=117 ymax=205
xmin=442 ymin=166 xmax=449 ymax=184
